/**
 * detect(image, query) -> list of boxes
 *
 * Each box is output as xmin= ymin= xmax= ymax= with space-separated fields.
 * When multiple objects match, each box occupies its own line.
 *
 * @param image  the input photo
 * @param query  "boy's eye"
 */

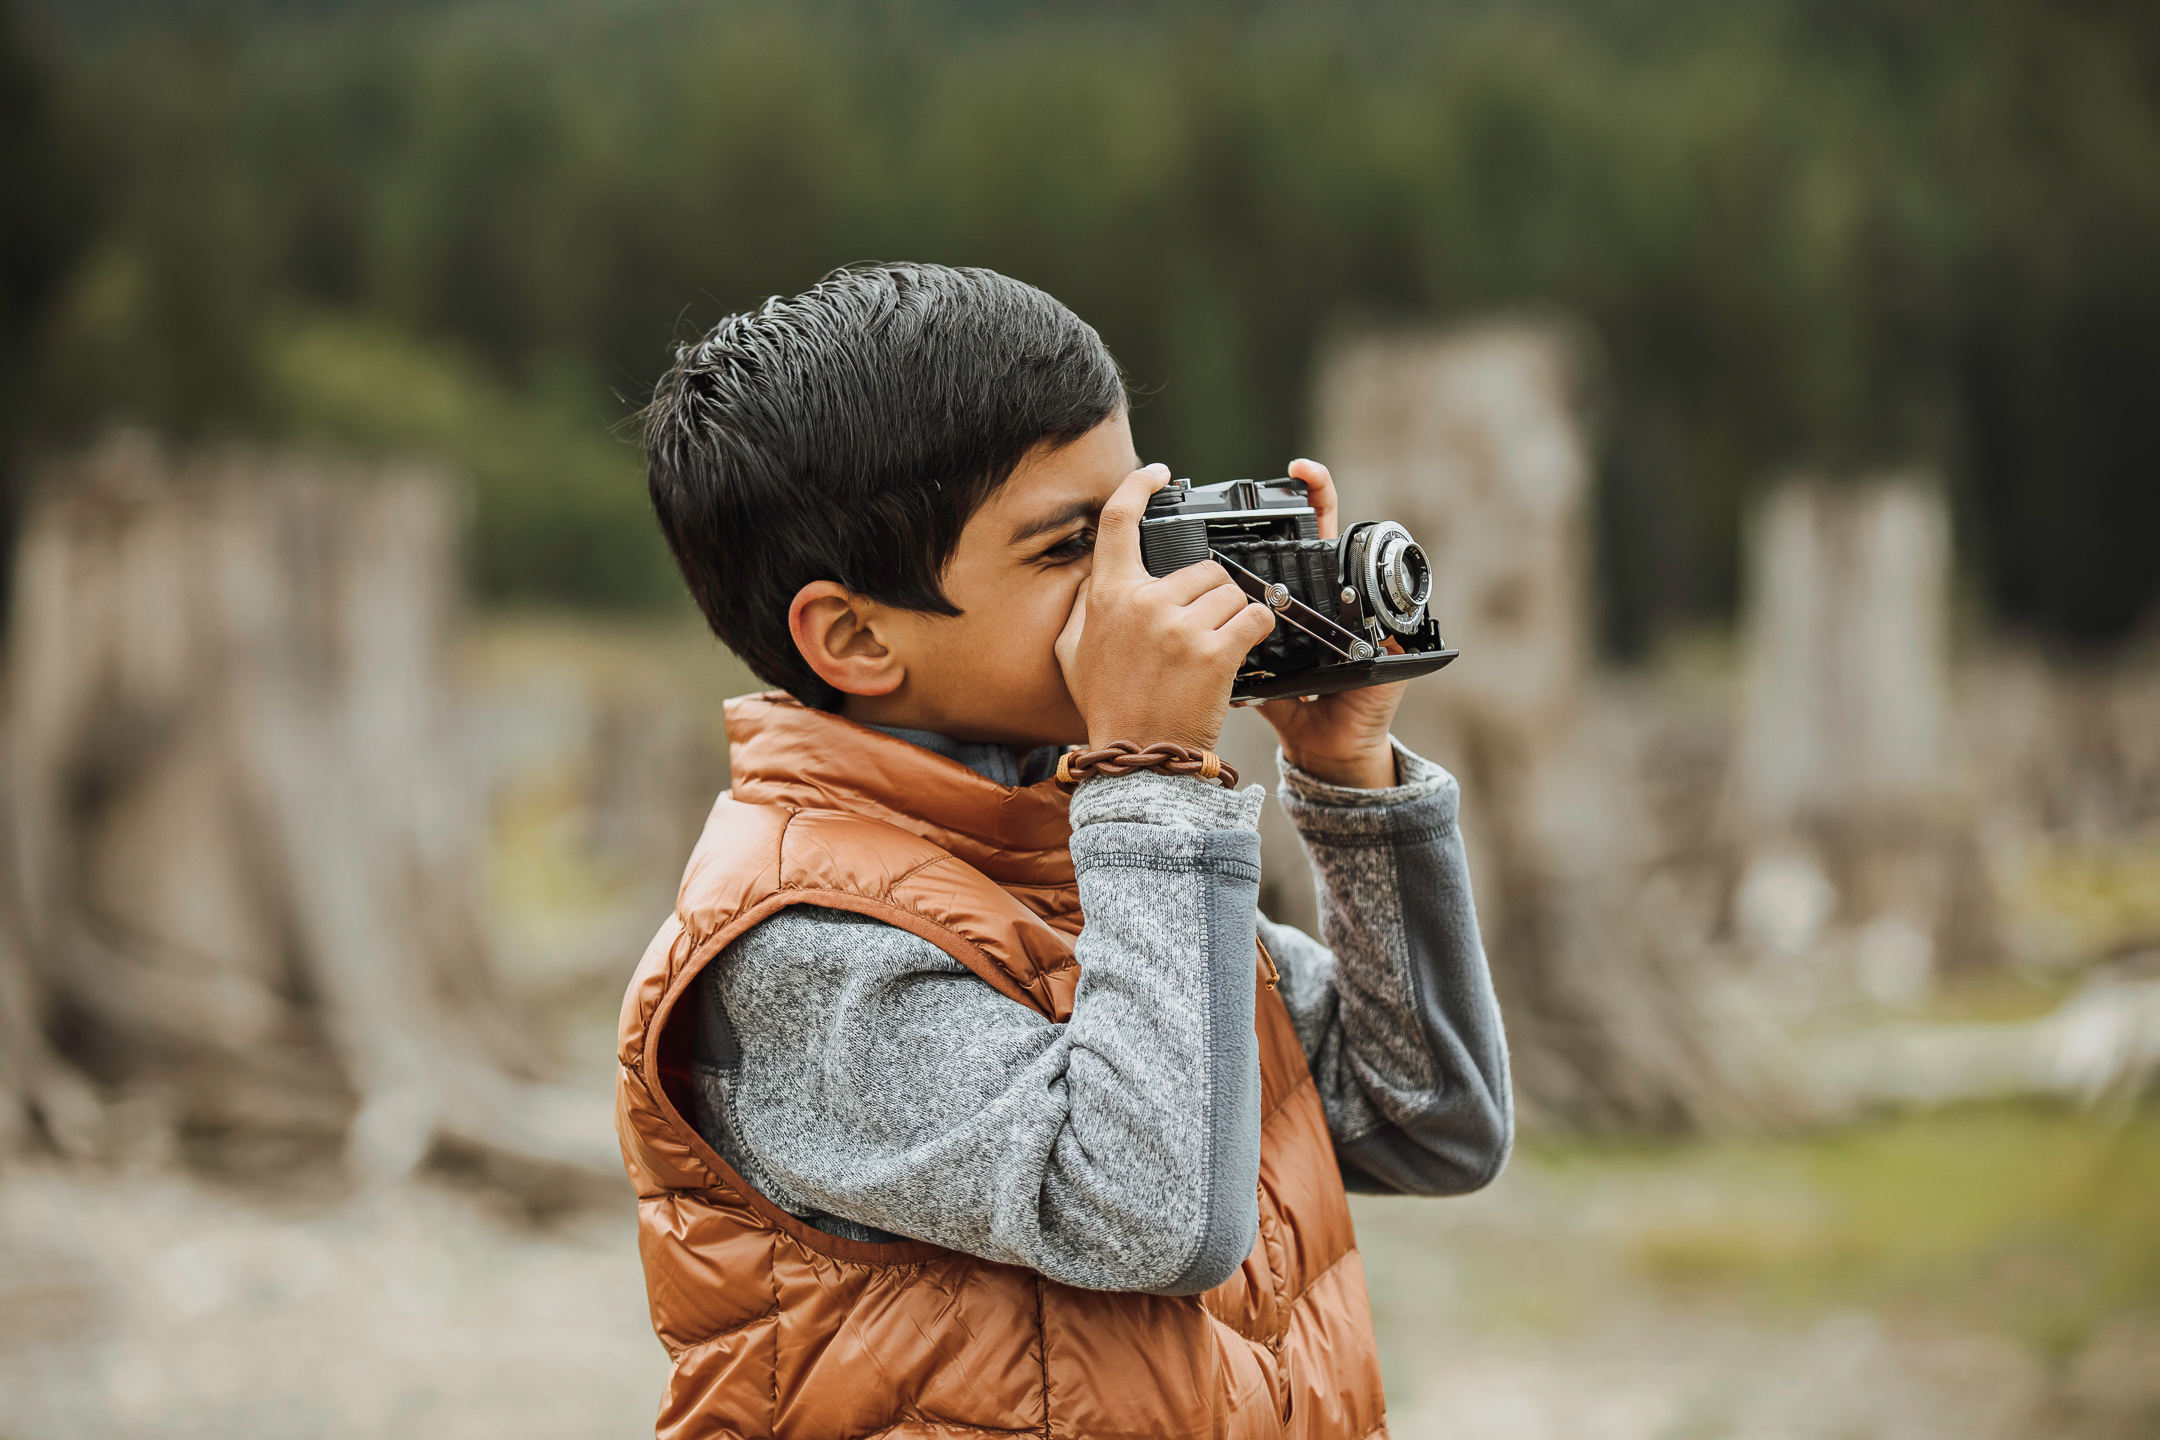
xmin=1039 ymin=527 xmax=1095 ymax=563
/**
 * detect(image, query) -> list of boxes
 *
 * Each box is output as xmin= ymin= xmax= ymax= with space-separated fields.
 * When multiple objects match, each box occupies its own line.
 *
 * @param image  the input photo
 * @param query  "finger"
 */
xmin=1151 ymin=558 xmax=1231 ymax=605
xmin=1091 ymin=463 xmax=1172 ymax=582
xmin=1213 ymin=600 xmax=1277 ymax=653
xmin=1288 ymin=458 xmax=1338 ymax=541
xmin=1185 ymin=579 xmax=1253 ymax=631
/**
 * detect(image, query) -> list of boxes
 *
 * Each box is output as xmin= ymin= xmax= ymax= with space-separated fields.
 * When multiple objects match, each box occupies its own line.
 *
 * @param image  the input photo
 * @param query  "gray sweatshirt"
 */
xmin=683 ymin=734 xmax=1510 ymax=1298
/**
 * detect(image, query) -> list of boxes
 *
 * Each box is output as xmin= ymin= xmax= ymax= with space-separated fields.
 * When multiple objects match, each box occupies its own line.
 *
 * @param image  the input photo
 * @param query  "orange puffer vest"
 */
xmin=615 ymin=694 xmax=1388 ymax=1439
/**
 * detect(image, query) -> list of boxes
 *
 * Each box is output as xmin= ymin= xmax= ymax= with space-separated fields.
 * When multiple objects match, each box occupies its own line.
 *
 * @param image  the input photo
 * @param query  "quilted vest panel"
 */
xmin=615 ymin=694 xmax=1389 ymax=1439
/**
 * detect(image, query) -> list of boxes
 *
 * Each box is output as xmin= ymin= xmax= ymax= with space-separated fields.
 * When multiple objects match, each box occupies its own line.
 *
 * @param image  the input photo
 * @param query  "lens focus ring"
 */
xmin=1379 ymin=536 xmax=1431 ymax=614
xmin=1357 ymin=522 xmax=1432 ymax=634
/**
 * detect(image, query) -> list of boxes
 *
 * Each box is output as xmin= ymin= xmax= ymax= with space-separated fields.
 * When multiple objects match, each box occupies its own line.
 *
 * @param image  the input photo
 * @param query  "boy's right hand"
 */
xmin=1055 ymin=463 xmax=1276 ymax=754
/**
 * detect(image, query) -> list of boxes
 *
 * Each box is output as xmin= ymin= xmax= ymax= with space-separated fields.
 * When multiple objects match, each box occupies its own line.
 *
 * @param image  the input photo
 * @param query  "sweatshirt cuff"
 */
xmin=1277 ymin=739 xmax=1450 ymax=809
xmin=1069 ymin=771 xmax=1266 ymax=833
xmin=1276 ymin=741 xmax=1460 ymax=847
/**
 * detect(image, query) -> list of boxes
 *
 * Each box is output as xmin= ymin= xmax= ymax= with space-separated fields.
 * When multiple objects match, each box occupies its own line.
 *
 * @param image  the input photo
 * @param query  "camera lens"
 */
xmin=1379 ymin=535 xmax=1430 ymax=616
xmin=1356 ymin=522 xmax=1432 ymax=634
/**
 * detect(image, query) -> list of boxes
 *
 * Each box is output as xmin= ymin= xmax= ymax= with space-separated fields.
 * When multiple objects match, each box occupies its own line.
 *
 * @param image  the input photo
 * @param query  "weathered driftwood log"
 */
xmin=1254 ymin=321 xmax=1785 ymax=1130
xmin=3 ymin=433 xmax=612 ymax=1178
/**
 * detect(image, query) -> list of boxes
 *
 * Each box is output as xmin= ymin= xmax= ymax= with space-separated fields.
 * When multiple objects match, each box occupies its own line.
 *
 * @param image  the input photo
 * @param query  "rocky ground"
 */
xmin=3 ymin=1099 xmax=2154 ymax=1440
xmin=1362 ymin=1107 xmax=2160 ymax=1440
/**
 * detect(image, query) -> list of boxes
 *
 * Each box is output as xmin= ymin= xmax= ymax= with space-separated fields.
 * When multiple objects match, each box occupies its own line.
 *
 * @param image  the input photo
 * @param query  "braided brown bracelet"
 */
xmin=1054 ymin=741 xmax=1240 ymax=790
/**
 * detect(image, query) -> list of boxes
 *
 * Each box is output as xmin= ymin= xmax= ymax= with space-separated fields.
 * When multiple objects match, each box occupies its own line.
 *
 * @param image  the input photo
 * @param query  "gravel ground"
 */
xmin=0 ymin=1162 xmax=667 ymax=1440
xmin=5 ymin=1127 xmax=2150 ymax=1440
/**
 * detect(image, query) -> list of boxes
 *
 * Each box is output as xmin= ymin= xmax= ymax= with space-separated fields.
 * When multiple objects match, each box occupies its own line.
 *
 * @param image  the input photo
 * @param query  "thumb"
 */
xmin=1091 ymin=463 xmax=1171 ymax=582
xmin=1288 ymin=458 xmax=1338 ymax=541
xmin=1054 ymin=574 xmax=1090 ymax=680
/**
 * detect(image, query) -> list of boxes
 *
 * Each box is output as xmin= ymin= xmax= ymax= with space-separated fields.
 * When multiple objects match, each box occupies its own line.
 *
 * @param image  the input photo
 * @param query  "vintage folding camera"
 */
xmin=1139 ymin=476 xmax=1458 ymax=702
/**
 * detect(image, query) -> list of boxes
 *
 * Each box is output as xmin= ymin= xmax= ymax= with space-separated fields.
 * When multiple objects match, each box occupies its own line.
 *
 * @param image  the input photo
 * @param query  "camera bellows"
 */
xmin=1139 ymin=515 xmax=1210 ymax=574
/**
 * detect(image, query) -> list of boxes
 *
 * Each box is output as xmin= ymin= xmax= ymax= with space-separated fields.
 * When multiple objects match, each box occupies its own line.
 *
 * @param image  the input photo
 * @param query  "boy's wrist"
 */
xmin=1277 ymin=740 xmax=1397 ymax=791
xmin=1278 ymin=740 xmax=1453 ymax=812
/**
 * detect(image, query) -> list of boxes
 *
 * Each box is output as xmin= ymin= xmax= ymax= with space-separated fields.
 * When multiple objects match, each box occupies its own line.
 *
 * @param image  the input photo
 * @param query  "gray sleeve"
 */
xmin=1266 ymin=741 xmax=1513 ymax=1195
xmin=697 ymin=771 xmax=1266 ymax=1295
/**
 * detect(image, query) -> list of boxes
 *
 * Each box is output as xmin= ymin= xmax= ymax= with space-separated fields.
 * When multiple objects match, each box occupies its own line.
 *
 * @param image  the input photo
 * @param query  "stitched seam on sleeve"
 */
xmin=1287 ymin=822 xmax=1454 ymax=850
xmin=1162 ymin=860 xmax=1220 ymax=1293
xmin=1075 ymin=853 xmax=1263 ymax=881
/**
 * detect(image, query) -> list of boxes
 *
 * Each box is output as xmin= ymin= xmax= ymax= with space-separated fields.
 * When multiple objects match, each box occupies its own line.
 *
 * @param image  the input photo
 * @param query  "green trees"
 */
xmin=18 ymin=0 xmax=2160 ymax=646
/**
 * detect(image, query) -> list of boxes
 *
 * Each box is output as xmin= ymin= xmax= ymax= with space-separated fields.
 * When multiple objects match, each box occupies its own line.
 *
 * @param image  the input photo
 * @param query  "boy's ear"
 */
xmin=788 ymin=582 xmax=904 ymax=697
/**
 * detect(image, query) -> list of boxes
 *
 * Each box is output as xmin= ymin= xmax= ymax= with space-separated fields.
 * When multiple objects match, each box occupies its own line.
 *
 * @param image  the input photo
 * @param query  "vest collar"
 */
xmin=865 ymin=723 xmax=1064 ymax=789
xmin=723 ymin=692 xmax=1075 ymax=888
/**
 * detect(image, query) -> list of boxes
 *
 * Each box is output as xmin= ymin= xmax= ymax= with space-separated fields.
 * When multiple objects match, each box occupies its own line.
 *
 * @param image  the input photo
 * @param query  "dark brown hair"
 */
xmin=643 ymin=263 xmax=1125 ymax=708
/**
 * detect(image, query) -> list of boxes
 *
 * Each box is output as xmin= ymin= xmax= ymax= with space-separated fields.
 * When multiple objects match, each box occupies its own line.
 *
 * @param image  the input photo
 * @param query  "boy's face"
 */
xmin=835 ymin=410 xmax=1141 ymax=750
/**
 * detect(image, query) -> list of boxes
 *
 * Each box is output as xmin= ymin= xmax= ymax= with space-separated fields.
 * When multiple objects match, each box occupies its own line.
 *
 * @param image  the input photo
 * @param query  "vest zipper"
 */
xmin=1256 ymin=935 xmax=1281 ymax=990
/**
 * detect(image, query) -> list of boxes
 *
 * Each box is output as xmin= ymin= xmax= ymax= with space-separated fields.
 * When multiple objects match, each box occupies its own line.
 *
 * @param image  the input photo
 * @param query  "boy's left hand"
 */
xmin=1255 ymin=459 xmax=1405 ymax=791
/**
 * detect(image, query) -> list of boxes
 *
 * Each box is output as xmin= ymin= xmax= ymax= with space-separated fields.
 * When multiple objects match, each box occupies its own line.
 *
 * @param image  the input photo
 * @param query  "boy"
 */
xmin=616 ymin=263 xmax=1509 ymax=1439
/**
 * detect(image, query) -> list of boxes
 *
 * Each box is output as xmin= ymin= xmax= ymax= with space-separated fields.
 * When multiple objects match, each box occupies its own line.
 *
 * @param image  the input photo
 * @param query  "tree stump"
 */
xmin=1732 ymin=477 xmax=1996 ymax=994
xmin=2 ymin=433 xmax=613 ymax=1179
xmin=1736 ymin=479 xmax=1950 ymax=826
xmin=1258 ymin=322 xmax=1781 ymax=1130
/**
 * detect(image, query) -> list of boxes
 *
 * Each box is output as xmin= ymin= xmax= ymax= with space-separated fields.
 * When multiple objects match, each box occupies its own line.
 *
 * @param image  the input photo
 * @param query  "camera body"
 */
xmin=1138 ymin=476 xmax=1458 ymax=702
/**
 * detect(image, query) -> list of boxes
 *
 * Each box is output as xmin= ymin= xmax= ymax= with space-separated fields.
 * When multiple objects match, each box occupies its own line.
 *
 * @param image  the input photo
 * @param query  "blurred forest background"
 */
xmin=4 ymin=0 xmax=2158 ymax=653
xmin=4 ymin=2 xmax=2160 ymax=1437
